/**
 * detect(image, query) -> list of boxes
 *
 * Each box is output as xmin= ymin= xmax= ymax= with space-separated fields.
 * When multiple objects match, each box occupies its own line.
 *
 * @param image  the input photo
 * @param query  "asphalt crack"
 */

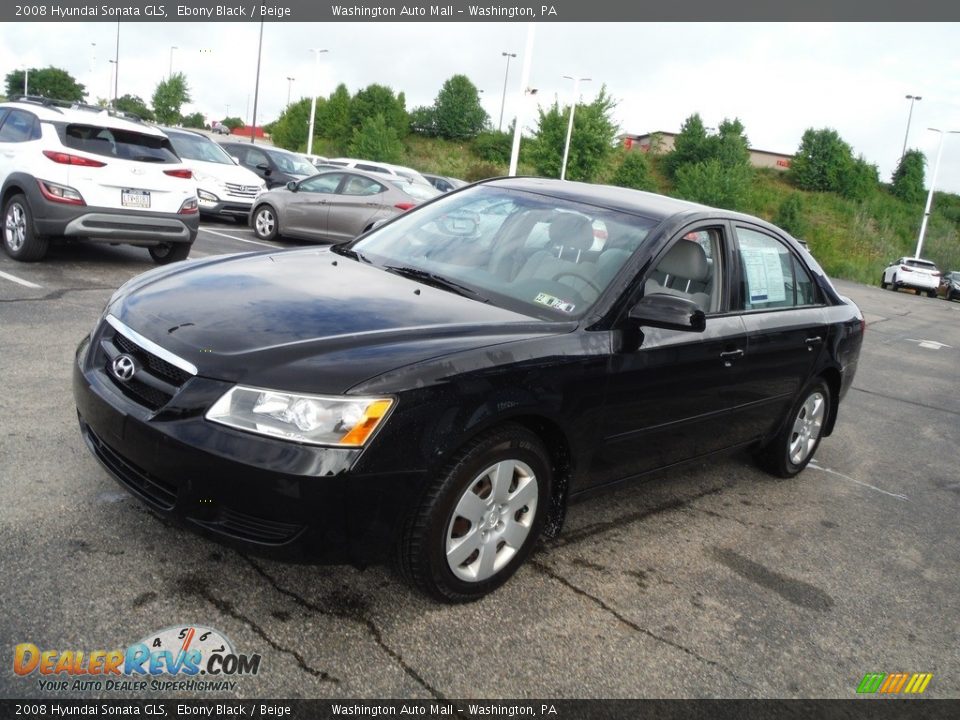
xmin=530 ymin=559 xmax=756 ymax=691
xmin=238 ymin=553 xmax=444 ymax=699
xmin=0 ymin=285 xmax=114 ymax=302
xmin=852 ymin=386 xmax=958 ymax=417
xmin=176 ymin=574 xmax=339 ymax=684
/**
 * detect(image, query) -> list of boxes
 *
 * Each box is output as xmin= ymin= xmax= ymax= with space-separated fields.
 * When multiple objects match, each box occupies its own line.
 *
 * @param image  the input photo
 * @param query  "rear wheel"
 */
xmin=399 ymin=424 xmax=552 ymax=602
xmin=148 ymin=242 xmax=191 ymax=264
xmin=879 ymin=275 xmax=887 ymax=289
xmin=2 ymin=194 xmax=49 ymax=262
xmin=253 ymin=205 xmax=278 ymax=241
xmin=759 ymin=378 xmax=831 ymax=478
xmin=927 ymin=289 xmax=937 ymax=298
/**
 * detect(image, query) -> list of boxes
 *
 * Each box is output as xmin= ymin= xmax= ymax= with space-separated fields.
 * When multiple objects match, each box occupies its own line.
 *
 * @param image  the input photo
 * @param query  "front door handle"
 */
xmin=805 ymin=336 xmax=823 ymax=351
xmin=719 ymin=349 xmax=744 ymax=367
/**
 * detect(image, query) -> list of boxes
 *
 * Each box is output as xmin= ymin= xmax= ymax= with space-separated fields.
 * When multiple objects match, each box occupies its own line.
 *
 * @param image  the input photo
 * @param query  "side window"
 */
xmin=0 ymin=109 xmax=9 ymax=129
xmin=341 ymin=175 xmax=385 ymax=196
xmin=735 ymin=226 xmax=818 ymax=310
xmin=644 ymin=227 xmax=724 ymax=313
xmin=246 ymin=148 xmax=268 ymax=167
xmin=0 ymin=110 xmax=38 ymax=143
xmin=299 ymin=173 xmax=343 ymax=194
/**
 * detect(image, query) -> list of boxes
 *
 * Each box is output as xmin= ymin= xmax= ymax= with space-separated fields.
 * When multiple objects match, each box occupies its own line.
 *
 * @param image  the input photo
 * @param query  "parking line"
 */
xmin=808 ymin=462 xmax=909 ymax=501
xmin=199 ymin=227 xmax=277 ymax=249
xmin=0 ymin=269 xmax=42 ymax=289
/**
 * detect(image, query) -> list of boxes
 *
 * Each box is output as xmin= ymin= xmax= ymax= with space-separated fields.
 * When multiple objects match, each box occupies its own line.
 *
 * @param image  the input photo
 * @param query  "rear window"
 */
xmin=63 ymin=124 xmax=179 ymax=163
xmin=905 ymin=259 xmax=937 ymax=270
xmin=396 ymin=181 xmax=440 ymax=202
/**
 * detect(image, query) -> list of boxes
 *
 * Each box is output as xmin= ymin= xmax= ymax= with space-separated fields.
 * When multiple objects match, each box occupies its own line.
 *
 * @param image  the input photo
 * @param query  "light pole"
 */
xmin=23 ymin=67 xmax=29 ymax=96
xmin=560 ymin=75 xmax=591 ymax=181
xmin=901 ymin=94 xmax=922 ymax=162
xmin=915 ymin=128 xmax=959 ymax=259
xmin=498 ymin=52 xmax=516 ymax=132
xmin=108 ymin=60 xmax=117 ymax=105
xmin=169 ymin=46 xmax=178 ymax=79
xmin=306 ymin=48 xmax=328 ymax=155
xmin=509 ymin=23 xmax=536 ymax=177
xmin=113 ymin=21 xmax=119 ymax=106
xmin=286 ymin=76 xmax=296 ymax=106
xmin=250 ymin=20 xmax=264 ymax=144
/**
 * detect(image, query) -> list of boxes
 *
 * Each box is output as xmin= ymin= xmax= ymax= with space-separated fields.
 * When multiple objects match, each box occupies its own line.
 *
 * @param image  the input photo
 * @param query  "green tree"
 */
xmin=610 ymin=150 xmax=657 ymax=192
xmin=675 ymin=157 xmax=752 ymax=209
xmin=222 ymin=116 xmax=244 ymax=131
xmin=472 ymin=129 xmax=513 ymax=164
xmin=180 ymin=112 xmax=206 ymax=129
xmin=409 ymin=105 xmax=436 ymax=135
xmin=348 ymin=113 xmax=403 ymax=163
xmin=350 ymin=84 xmax=408 ymax=141
xmin=789 ymin=128 xmax=853 ymax=193
xmin=151 ymin=72 xmax=191 ymax=125
xmin=318 ymin=83 xmax=353 ymax=148
xmin=5 ymin=67 xmax=85 ymax=101
xmin=430 ymin=74 xmax=488 ymax=140
xmin=531 ymin=85 xmax=618 ymax=181
xmin=841 ymin=155 xmax=879 ymax=201
xmin=664 ymin=113 xmax=712 ymax=178
xmin=774 ymin=193 xmax=807 ymax=237
xmin=114 ymin=94 xmax=154 ymax=121
xmin=270 ymin=98 xmax=313 ymax=151
xmin=891 ymin=149 xmax=926 ymax=204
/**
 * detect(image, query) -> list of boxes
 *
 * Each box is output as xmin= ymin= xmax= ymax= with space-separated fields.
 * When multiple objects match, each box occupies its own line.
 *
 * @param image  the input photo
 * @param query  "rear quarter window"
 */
xmin=63 ymin=124 xmax=179 ymax=163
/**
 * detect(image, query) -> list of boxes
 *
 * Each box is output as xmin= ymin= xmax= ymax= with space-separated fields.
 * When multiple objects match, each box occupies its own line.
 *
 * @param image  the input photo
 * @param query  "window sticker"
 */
xmin=534 ymin=292 xmax=576 ymax=313
xmin=741 ymin=246 xmax=786 ymax=303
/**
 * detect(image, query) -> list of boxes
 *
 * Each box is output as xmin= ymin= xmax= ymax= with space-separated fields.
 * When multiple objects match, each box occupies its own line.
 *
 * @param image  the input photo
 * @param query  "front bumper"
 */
xmin=198 ymin=193 xmax=255 ymax=220
xmin=72 ymin=333 xmax=426 ymax=565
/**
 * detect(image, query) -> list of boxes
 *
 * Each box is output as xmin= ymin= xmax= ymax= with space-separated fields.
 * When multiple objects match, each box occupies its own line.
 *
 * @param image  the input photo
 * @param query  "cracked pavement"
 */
xmin=2 ymin=227 xmax=959 ymax=698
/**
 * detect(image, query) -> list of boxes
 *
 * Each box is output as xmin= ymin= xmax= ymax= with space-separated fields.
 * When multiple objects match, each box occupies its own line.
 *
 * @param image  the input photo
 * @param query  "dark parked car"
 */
xmin=424 ymin=173 xmax=467 ymax=193
xmin=73 ymin=178 xmax=864 ymax=602
xmin=249 ymin=168 xmax=440 ymax=243
xmin=939 ymin=271 xmax=960 ymax=301
xmin=218 ymin=141 xmax=316 ymax=188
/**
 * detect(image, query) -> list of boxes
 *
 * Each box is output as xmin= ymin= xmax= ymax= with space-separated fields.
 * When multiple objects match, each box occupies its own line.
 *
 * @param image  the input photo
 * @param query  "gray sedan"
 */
xmin=249 ymin=169 xmax=440 ymax=243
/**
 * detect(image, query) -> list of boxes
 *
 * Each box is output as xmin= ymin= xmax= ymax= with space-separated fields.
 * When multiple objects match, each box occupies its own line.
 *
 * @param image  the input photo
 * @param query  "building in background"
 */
xmin=620 ymin=131 xmax=793 ymax=171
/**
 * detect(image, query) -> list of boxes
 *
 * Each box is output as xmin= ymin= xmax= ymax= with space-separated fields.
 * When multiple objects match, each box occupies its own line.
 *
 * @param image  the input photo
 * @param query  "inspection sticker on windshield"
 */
xmin=534 ymin=292 xmax=575 ymax=313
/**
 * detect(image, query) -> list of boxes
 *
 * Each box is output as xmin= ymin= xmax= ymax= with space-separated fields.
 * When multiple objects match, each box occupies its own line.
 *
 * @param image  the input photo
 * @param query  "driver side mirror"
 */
xmin=629 ymin=294 xmax=706 ymax=332
xmin=256 ymin=163 xmax=271 ymax=175
xmin=286 ymin=180 xmax=299 ymax=192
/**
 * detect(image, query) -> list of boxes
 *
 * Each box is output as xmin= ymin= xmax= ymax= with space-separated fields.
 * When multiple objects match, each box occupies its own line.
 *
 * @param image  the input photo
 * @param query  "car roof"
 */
xmin=2 ymin=98 xmax=166 ymax=136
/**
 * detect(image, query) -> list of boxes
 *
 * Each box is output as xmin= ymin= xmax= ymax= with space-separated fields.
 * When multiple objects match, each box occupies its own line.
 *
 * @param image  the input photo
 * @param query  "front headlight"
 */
xmin=205 ymin=386 xmax=394 ymax=447
xmin=197 ymin=189 xmax=220 ymax=203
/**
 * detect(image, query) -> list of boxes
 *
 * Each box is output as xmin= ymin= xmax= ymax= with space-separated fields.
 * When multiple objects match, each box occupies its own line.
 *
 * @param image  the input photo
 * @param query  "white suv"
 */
xmin=160 ymin=127 xmax=265 ymax=222
xmin=325 ymin=157 xmax=432 ymax=186
xmin=0 ymin=98 xmax=199 ymax=264
xmin=881 ymin=257 xmax=941 ymax=297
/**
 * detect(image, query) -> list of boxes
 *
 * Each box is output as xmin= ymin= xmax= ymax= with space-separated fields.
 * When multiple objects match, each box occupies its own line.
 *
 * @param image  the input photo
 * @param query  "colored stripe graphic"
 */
xmin=857 ymin=672 xmax=932 ymax=694
xmin=857 ymin=673 xmax=885 ymax=693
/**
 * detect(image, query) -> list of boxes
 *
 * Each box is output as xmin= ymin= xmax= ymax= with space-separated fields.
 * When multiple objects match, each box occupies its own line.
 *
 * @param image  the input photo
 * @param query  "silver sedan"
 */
xmin=249 ymin=168 xmax=440 ymax=243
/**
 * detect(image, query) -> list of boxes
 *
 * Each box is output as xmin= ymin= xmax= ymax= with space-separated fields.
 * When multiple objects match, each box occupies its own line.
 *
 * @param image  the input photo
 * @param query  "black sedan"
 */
xmin=73 ymin=178 xmax=864 ymax=602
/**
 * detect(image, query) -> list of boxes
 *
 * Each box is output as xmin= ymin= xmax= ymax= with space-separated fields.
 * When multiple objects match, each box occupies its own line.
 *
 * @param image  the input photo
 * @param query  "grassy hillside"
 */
xmin=395 ymin=136 xmax=960 ymax=285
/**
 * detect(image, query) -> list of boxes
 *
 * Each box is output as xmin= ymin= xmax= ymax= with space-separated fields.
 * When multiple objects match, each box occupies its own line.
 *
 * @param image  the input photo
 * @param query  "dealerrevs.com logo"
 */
xmin=13 ymin=625 xmax=262 ymax=693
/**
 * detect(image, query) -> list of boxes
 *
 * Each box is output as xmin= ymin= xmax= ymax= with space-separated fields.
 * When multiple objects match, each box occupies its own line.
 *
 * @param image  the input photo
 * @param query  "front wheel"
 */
xmin=759 ymin=379 xmax=831 ymax=478
xmin=399 ymin=424 xmax=552 ymax=602
xmin=148 ymin=242 xmax=191 ymax=264
xmin=879 ymin=275 xmax=887 ymax=289
xmin=927 ymin=289 xmax=937 ymax=298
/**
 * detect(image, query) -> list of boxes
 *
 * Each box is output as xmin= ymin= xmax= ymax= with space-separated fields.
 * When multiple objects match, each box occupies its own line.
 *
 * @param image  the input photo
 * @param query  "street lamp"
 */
xmin=108 ymin=60 xmax=117 ymax=106
xmin=914 ymin=127 xmax=959 ymax=259
xmin=286 ymin=76 xmax=296 ymax=106
xmin=113 ymin=21 xmax=119 ymax=106
xmin=901 ymin=94 xmax=922 ymax=162
xmin=498 ymin=52 xmax=516 ymax=132
xmin=560 ymin=75 xmax=591 ymax=181
xmin=23 ymin=67 xmax=29 ymax=96
xmin=169 ymin=46 xmax=178 ymax=79
xmin=306 ymin=48 xmax=328 ymax=156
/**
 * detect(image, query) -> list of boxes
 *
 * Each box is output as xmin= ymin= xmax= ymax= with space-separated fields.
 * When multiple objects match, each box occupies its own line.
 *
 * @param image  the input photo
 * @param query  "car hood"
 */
xmin=186 ymin=159 xmax=263 ymax=187
xmin=110 ymin=248 xmax=569 ymax=393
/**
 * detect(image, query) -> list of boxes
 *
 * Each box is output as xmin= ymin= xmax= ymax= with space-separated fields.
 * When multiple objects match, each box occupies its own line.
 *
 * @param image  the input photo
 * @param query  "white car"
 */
xmin=0 ymin=98 xmax=199 ymax=263
xmin=161 ymin=127 xmax=266 ymax=223
xmin=881 ymin=256 xmax=941 ymax=297
xmin=325 ymin=157 xmax=432 ymax=186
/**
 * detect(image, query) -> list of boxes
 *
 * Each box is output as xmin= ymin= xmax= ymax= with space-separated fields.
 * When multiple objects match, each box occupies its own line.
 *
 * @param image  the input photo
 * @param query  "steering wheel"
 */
xmin=552 ymin=271 xmax=602 ymax=296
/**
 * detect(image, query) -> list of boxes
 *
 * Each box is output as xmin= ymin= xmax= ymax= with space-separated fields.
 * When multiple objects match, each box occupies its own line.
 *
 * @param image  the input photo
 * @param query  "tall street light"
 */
xmin=306 ymin=48 xmax=328 ymax=156
xmin=113 ymin=21 xmax=119 ymax=106
xmin=23 ymin=67 xmax=29 ymax=96
xmin=900 ymin=94 xmax=922 ymax=162
xmin=915 ymin=127 xmax=959 ymax=259
xmin=498 ymin=52 xmax=516 ymax=132
xmin=169 ymin=46 xmax=178 ymax=79
xmin=560 ymin=75 xmax=591 ymax=181
xmin=250 ymin=21 xmax=265 ymax=144
xmin=286 ymin=76 xmax=296 ymax=106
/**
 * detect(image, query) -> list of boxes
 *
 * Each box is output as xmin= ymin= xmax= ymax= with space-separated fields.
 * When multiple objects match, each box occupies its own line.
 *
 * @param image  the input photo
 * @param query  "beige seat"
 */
xmin=514 ymin=214 xmax=599 ymax=299
xmin=645 ymin=241 xmax=711 ymax=311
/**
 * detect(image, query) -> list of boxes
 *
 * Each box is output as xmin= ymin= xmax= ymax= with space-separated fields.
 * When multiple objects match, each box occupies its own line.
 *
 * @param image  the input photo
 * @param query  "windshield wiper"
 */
xmin=384 ymin=265 xmax=488 ymax=302
xmin=332 ymin=245 xmax=370 ymax=263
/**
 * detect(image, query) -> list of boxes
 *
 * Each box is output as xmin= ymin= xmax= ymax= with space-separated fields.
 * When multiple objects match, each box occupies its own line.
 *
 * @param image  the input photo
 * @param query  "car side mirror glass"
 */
xmin=256 ymin=163 xmax=270 ymax=174
xmin=629 ymin=294 xmax=706 ymax=332
xmin=286 ymin=181 xmax=298 ymax=192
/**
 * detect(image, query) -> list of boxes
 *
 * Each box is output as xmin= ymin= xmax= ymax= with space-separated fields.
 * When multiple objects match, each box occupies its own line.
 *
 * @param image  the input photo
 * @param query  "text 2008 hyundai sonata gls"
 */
xmin=73 ymin=177 xmax=864 ymax=602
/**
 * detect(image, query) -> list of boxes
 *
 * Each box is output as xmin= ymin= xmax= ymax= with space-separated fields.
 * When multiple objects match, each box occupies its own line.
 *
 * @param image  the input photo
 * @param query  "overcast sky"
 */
xmin=3 ymin=22 xmax=960 ymax=192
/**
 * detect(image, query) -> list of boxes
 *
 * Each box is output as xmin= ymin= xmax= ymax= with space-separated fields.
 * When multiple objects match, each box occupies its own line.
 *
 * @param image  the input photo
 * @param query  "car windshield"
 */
xmin=341 ymin=185 xmax=656 ymax=320
xmin=167 ymin=132 xmax=235 ymax=165
xmin=268 ymin=150 xmax=317 ymax=176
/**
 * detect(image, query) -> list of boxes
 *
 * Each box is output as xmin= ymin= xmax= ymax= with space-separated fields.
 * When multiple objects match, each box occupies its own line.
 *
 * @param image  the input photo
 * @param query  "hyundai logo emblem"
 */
xmin=111 ymin=354 xmax=138 ymax=382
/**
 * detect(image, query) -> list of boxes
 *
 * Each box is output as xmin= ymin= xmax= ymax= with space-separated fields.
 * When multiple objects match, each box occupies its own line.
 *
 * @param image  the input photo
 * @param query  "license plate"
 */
xmin=122 ymin=189 xmax=151 ymax=208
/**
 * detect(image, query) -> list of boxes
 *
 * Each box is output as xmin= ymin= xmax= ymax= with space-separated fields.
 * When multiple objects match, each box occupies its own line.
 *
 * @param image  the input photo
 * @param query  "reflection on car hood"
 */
xmin=111 ymin=248 xmax=565 ymax=393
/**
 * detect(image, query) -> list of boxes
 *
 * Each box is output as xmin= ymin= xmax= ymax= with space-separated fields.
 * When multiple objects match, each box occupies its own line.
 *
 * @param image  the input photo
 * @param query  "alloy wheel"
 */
xmin=4 ymin=203 xmax=26 ymax=253
xmin=788 ymin=391 xmax=826 ymax=466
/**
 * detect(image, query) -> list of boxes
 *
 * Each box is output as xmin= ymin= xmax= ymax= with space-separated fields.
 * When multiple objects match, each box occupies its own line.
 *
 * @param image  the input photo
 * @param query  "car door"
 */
xmin=730 ymin=224 xmax=828 ymax=440
xmin=282 ymin=173 xmax=343 ymax=239
xmin=324 ymin=173 xmax=389 ymax=242
xmin=590 ymin=223 xmax=757 ymax=487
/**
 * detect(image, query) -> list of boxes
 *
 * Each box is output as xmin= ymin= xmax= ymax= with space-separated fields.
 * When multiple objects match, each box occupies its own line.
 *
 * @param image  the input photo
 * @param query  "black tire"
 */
xmin=890 ymin=275 xmax=898 ymax=290
xmin=879 ymin=275 xmax=887 ymax=289
xmin=398 ymin=423 xmax=553 ymax=602
xmin=148 ymin=242 xmax=191 ymax=264
xmin=759 ymin=378 xmax=831 ymax=478
xmin=916 ymin=288 xmax=923 ymax=296
xmin=2 ymin=194 xmax=49 ymax=262
xmin=927 ymin=289 xmax=937 ymax=298
xmin=252 ymin=204 xmax=279 ymax=241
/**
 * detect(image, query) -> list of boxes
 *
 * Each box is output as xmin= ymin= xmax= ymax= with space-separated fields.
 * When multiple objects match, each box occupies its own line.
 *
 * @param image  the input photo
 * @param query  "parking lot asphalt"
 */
xmin=1 ymin=224 xmax=958 ymax=699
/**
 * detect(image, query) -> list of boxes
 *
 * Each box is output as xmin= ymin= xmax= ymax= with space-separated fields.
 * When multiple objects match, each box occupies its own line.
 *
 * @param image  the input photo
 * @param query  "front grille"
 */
xmin=103 ymin=328 xmax=191 ymax=411
xmin=224 ymin=182 xmax=260 ymax=198
xmin=83 ymin=423 xmax=177 ymax=510
xmin=196 ymin=508 xmax=305 ymax=545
